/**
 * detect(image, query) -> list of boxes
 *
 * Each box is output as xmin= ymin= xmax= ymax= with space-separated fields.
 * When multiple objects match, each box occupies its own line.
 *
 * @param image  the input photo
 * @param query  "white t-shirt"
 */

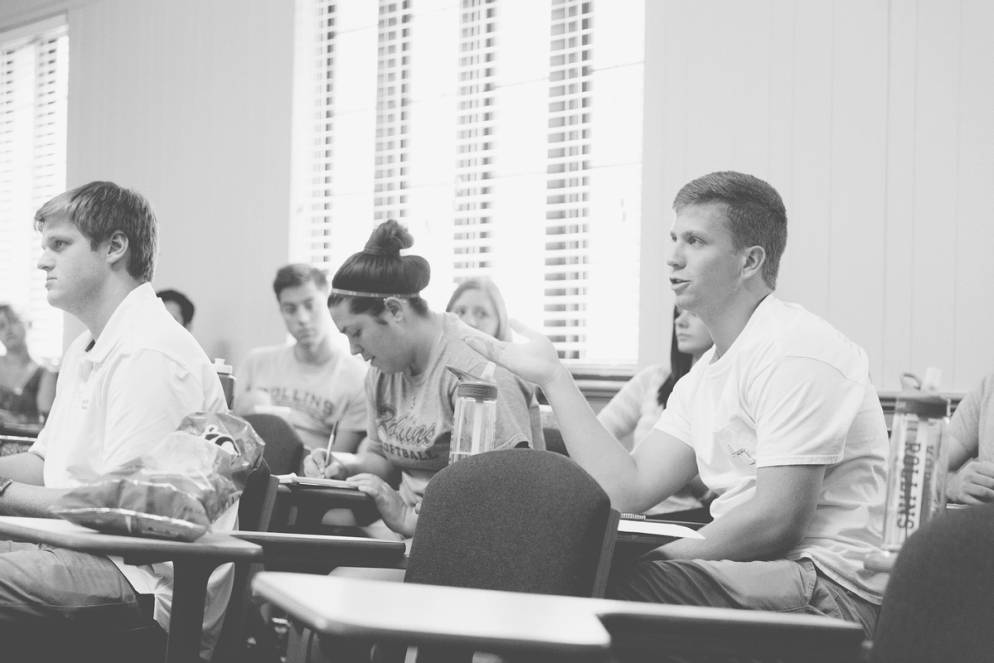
xmin=597 ymin=364 xmax=702 ymax=514
xmin=234 ymin=343 xmax=367 ymax=451
xmin=654 ymin=295 xmax=889 ymax=602
xmin=30 ymin=283 xmax=232 ymax=657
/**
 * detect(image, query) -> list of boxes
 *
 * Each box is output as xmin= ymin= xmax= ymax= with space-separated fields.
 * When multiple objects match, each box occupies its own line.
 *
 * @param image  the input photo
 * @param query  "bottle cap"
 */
xmin=213 ymin=358 xmax=233 ymax=375
xmin=447 ymin=365 xmax=498 ymax=401
xmin=455 ymin=381 xmax=498 ymax=401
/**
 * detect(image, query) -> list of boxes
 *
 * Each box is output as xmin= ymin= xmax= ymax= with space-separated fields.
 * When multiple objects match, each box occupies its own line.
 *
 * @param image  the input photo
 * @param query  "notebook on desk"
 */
xmin=275 ymin=473 xmax=358 ymax=490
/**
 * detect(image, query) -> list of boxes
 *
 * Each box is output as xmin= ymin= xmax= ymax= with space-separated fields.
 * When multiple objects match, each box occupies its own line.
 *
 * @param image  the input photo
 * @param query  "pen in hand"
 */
xmin=317 ymin=421 xmax=341 ymax=478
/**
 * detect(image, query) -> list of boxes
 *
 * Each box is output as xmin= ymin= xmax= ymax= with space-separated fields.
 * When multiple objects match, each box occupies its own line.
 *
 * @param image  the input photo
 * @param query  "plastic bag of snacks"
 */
xmin=50 ymin=411 xmax=265 ymax=541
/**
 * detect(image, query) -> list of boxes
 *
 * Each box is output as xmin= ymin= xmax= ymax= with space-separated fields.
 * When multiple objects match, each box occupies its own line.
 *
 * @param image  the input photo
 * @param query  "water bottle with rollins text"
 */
xmin=881 ymin=393 xmax=950 ymax=552
xmin=448 ymin=365 xmax=498 ymax=465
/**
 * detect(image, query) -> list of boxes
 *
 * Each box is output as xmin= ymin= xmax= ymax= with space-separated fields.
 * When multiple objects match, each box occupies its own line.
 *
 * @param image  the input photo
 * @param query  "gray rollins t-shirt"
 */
xmin=365 ymin=313 xmax=543 ymax=506
xmin=234 ymin=344 xmax=368 ymax=451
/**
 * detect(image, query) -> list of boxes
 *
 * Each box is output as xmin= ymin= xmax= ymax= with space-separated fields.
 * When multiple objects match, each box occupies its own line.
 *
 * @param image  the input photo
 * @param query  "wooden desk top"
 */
xmin=0 ymin=516 xmax=262 ymax=563
xmin=253 ymin=572 xmax=612 ymax=657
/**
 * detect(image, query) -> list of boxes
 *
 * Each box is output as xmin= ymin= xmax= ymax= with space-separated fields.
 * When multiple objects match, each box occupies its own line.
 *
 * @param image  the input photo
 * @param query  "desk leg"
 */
xmin=165 ymin=560 xmax=218 ymax=663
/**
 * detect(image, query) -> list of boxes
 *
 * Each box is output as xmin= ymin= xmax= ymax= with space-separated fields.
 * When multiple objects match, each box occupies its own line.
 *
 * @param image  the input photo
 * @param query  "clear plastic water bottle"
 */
xmin=448 ymin=368 xmax=498 ymax=465
xmin=213 ymin=358 xmax=235 ymax=409
xmin=881 ymin=393 xmax=949 ymax=552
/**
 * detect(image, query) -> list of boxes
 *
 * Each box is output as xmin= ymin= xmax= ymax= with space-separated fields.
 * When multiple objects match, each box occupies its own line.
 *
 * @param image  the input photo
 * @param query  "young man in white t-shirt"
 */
xmin=234 ymin=264 xmax=367 ymax=453
xmin=467 ymin=171 xmax=888 ymax=636
xmin=0 ymin=181 xmax=232 ymax=657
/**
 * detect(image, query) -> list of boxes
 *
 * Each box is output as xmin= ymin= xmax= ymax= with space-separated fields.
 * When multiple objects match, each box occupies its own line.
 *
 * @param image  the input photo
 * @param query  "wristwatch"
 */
xmin=0 ymin=477 xmax=13 ymax=497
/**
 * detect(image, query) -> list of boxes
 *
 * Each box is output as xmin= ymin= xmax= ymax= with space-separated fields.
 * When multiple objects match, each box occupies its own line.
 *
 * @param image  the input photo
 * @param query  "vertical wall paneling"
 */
xmin=766 ymin=0 xmax=796 ymax=209
xmin=826 ymin=1 xmax=889 ymax=381
xmin=776 ymin=0 xmax=833 ymax=315
xmin=909 ymin=0 xmax=959 ymax=386
xmin=881 ymin=0 xmax=919 ymax=390
xmin=952 ymin=0 xmax=994 ymax=391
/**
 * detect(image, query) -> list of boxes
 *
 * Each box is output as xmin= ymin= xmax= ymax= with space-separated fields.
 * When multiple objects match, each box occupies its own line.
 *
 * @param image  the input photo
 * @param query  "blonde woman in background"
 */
xmin=445 ymin=277 xmax=510 ymax=341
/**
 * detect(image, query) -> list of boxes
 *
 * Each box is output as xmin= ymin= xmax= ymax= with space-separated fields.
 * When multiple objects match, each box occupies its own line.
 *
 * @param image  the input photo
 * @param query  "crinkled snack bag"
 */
xmin=50 ymin=411 xmax=265 ymax=541
xmin=51 ymin=474 xmax=211 ymax=542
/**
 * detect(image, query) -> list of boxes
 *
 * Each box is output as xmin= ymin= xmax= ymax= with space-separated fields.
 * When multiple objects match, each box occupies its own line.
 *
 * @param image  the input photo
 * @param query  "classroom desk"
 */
xmin=0 ymin=516 xmax=262 ymax=663
xmin=254 ymin=572 xmax=613 ymax=661
xmin=276 ymin=484 xmax=380 ymax=531
xmin=252 ymin=572 xmax=865 ymax=662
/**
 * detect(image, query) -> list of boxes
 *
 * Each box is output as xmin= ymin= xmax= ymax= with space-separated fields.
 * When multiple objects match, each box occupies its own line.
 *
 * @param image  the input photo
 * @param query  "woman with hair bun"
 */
xmin=303 ymin=220 xmax=543 ymax=538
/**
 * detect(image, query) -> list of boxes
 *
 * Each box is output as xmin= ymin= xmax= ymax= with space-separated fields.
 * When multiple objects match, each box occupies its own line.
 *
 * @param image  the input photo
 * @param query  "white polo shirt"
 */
xmin=30 ymin=282 xmax=232 ymax=657
xmin=653 ymin=295 xmax=889 ymax=603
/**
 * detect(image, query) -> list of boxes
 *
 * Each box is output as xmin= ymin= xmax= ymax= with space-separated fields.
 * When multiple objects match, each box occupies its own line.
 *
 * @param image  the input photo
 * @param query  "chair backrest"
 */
xmin=244 ymin=413 xmax=306 ymax=476
xmin=404 ymin=448 xmax=618 ymax=598
xmin=871 ymin=502 xmax=994 ymax=663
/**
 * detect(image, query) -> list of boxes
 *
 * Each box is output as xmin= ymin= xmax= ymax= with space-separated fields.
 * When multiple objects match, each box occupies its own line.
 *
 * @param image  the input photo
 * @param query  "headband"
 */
xmin=329 ymin=288 xmax=420 ymax=299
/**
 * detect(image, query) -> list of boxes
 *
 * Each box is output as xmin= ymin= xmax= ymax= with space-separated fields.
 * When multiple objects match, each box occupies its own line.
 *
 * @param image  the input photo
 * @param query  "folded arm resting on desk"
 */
xmin=0 ymin=451 xmax=67 ymax=517
xmin=651 ymin=464 xmax=824 ymax=561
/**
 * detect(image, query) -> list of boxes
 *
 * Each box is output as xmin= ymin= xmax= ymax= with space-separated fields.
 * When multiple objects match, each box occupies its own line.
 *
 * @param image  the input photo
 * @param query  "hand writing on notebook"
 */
xmin=303 ymin=448 xmax=349 ymax=480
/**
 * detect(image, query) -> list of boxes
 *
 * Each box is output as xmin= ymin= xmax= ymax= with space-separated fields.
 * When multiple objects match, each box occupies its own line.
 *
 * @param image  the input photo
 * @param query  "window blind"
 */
xmin=0 ymin=17 xmax=67 ymax=362
xmin=293 ymin=0 xmax=642 ymax=366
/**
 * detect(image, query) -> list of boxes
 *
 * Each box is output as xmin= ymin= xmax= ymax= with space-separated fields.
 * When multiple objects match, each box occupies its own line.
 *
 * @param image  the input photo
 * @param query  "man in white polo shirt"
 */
xmin=0 ymin=181 xmax=231 ymax=657
xmin=467 ymin=171 xmax=888 ymax=637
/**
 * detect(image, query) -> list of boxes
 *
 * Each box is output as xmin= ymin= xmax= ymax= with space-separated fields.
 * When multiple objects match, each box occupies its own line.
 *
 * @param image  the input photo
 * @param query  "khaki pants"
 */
xmin=608 ymin=557 xmax=879 ymax=638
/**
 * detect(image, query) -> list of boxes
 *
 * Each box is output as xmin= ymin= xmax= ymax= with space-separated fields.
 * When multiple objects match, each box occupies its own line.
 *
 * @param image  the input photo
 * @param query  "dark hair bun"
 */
xmin=364 ymin=219 xmax=413 ymax=257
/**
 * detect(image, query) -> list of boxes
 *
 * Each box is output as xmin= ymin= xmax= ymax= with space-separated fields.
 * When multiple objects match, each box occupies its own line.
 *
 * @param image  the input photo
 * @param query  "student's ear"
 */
xmin=104 ymin=230 xmax=130 ymax=268
xmin=383 ymin=297 xmax=406 ymax=322
xmin=741 ymin=245 xmax=766 ymax=281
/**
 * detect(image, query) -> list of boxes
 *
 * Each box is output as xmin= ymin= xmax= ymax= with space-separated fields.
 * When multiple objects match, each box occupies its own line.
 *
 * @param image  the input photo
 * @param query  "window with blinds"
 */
xmin=292 ymin=0 xmax=643 ymax=367
xmin=0 ymin=17 xmax=68 ymax=363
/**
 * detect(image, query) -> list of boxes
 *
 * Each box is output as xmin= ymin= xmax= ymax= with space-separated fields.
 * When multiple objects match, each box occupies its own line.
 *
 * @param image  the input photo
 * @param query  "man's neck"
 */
xmin=76 ymin=279 xmax=143 ymax=342
xmin=702 ymin=288 xmax=772 ymax=359
xmin=294 ymin=336 xmax=334 ymax=365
